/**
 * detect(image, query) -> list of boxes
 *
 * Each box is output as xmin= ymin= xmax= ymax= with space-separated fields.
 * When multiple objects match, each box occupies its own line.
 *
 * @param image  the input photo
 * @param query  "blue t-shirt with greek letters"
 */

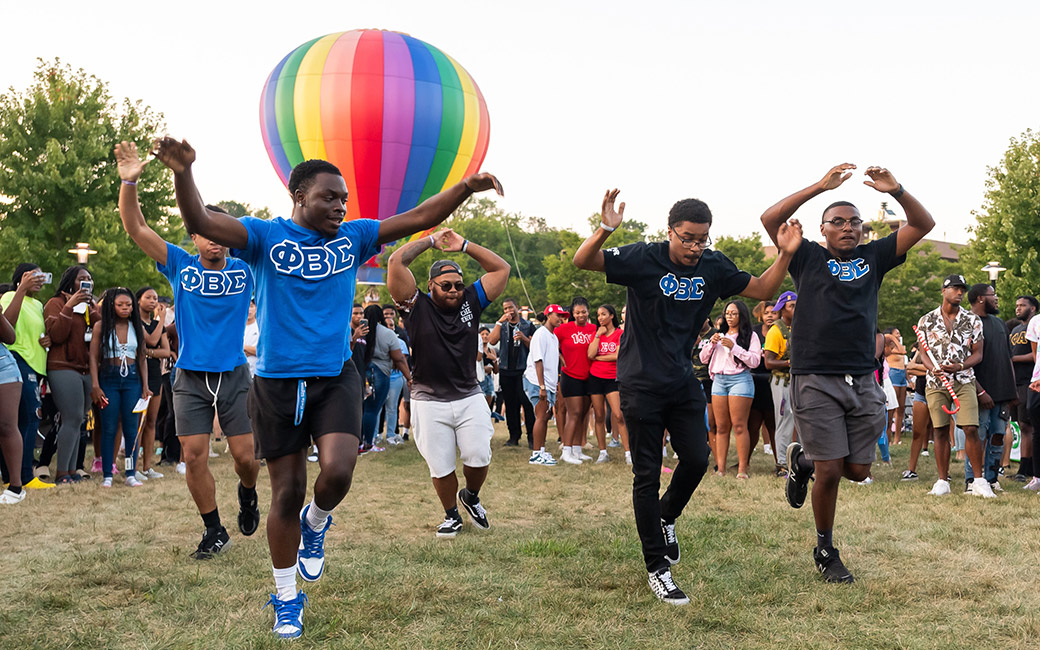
xmin=157 ymin=242 xmax=252 ymax=373
xmin=231 ymin=216 xmax=380 ymax=378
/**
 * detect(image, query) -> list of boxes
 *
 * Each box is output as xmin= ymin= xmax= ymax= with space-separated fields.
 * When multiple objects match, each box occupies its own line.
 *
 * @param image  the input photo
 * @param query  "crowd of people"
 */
xmin=2 ymin=148 xmax=1040 ymax=636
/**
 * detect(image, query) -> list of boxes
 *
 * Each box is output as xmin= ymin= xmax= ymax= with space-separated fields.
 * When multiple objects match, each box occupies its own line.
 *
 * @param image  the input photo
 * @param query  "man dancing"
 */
xmin=574 ymin=189 xmax=802 ymax=604
xmin=763 ymin=164 xmax=934 ymax=583
xmin=387 ymin=229 xmax=509 ymax=537
xmin=153 ymin=137 xmax=502 ymax=639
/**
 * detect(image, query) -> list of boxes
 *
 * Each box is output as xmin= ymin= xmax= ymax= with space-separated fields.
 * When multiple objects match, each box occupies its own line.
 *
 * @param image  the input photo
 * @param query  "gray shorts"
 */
xmin=172 ymin=364 xmax=252 ymax=437
xmin=790 ymin=373 xmax=886 ymax=464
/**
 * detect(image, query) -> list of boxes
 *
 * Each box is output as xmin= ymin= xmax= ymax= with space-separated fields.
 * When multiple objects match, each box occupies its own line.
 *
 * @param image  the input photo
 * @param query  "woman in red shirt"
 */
xmin=554 ymin=297 xmax=598 ymax=464
xmin=587 ymin=304 xmax=630 ymax=464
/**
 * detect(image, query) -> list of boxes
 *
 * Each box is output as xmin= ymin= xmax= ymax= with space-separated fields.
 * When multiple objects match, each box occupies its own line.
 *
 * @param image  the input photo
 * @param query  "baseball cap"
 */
xmin=429 ymin=260 xmax=463 ymax=280
xmin=942 ymin=274 xmax=968 ymax=289
xmin=543 ymin=304 xmax=570 ymax=316
xmin=773 ymin=291 xmax=798 ymax=312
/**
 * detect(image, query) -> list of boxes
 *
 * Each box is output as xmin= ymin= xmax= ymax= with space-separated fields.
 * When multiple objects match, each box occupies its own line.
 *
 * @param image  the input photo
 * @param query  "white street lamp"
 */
xmin=981 ymin=261 xmax=1006 ymax=288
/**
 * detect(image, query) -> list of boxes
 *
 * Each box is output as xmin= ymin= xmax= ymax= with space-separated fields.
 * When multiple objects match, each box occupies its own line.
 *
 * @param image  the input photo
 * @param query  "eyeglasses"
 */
xmin=670 ymin=227 xmax=712 ymax=250
xmin=823 ymin=217 xmax=864 ymax=229
xmin=435 ymin=281 xmax=465 ymax=292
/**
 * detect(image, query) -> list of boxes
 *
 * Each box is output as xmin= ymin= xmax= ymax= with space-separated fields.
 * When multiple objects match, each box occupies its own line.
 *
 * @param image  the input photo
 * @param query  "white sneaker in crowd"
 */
xmin=596 ymin=450 xmax=609 ymax=464
xmin=560 ymin=448 xmax=581 ymax=465
xmin=763 ymin=443 xmax=773 ymax=456
xmin=1023 ymin=477 xmax=1040 ymax=491
xmin=928 ymin=478 xmax=951 ymax=496
xmin=125 ymin=476 xmax=144 ymax=487
xmin=625 ymin=451 xmax=633 ymax=465
xmin=176 ymin=462 xmax=187 ymax=475
xmin=970 ymin=478 xmax=997 ymax=498
xmin=577 ymin=447 xmax=593 ymax=461
xmin=142 ymin=468 xmax=164 ymax=479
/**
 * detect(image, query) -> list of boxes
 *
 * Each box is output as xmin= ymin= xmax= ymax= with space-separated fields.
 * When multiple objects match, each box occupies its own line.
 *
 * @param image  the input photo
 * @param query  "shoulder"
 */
xmin=338 ymin=218 xmax=381 ymax=238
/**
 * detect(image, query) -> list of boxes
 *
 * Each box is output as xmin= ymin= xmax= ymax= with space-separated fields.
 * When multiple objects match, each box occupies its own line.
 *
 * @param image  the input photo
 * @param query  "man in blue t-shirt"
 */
xmin=760 ymin=163 xmax=934 ymax=585
xmin=153 ymin=136 xmax=503 ymax=640
xmin=116 ymin=141 xmax=261 ymax=560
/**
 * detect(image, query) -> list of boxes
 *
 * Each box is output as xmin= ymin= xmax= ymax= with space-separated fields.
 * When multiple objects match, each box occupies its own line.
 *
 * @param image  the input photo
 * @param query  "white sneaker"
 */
xmin=209 ymin=448 xmax=219 ymax=458
xmin=307 ymin=446 xmax=319 ymax=463
xmin=763 ymin=443 xmax=773 ymax=456
xmin=135 ymin=471 xmax=148 ymax=481
xmin=855 ymin=476 xmax=873 ymax=485
xmin=662 ymin=447 xmax=669 ymax=458
xmin=625 ymin=451 xmax=633 ymax=465
xmin=971 ymin=478 xmax=997 ymax=498
xmin=529 ymin=451 xmax=557 ymax=466
xmin=176 ymin=462 xmax=187 ymax=475
xmin=0 ymin=488 xmax=26 ymax=504
xmin=921 ymin=450 xmax=930 ymax=456
xmin=578 ymin=448 xmax=593 ymax=461
xmin=928 ymin=479 xmax=951 ymax=496
xmin=561 ymin=448 xmax=582 ymax=465
xmin=143 ymin=468 xmax=164 ymax=479
xmin=102 ymin=477 xmax=113 ymax=488
xmin=1023 ymin=477 xmax=1040 ymax=491
xmin=596 ymin=450 xmax=609 ymax=464
xmin=990 ymin=481 xmax=1004 ymax=493
xmin=125 ymin=476 xmax=144 ymax=487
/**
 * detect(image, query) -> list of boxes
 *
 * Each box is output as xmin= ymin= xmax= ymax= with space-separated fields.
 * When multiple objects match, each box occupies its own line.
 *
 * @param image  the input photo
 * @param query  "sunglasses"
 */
xmin=435 ymin=281 xmax=465 ymax=292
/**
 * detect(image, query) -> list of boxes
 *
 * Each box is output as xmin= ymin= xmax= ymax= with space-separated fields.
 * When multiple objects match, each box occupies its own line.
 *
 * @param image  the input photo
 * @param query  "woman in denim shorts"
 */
xmin=0 ymin=309 xmax=26 ymax=504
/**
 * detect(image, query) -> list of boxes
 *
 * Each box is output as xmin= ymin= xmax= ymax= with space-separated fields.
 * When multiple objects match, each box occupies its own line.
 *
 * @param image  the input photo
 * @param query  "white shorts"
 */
xmin=412 ymin=393 xmax=494 ymax=478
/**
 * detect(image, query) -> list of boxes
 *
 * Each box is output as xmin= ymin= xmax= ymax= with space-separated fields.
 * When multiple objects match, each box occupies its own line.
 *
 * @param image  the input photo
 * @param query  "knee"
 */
xmin=845 ymin=464 xmax=871 ymax=481
xmin=320 ymin=464 xmax=354 ymax=495
xmin=181 ymin=442 xmax=208 ymax=468
xmin=271 ymin=477 xmax=307 ymax=519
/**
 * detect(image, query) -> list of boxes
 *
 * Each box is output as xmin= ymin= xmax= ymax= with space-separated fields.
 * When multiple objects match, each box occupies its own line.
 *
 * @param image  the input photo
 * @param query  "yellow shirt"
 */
xmin=764 ymin=323 xmax=787 ymax=359
xmin=0 ymin=292 xmax=47 ymax=375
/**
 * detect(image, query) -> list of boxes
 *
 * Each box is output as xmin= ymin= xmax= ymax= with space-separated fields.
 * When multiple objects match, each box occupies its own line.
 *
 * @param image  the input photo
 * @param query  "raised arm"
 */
xmin=153 ymin=137 xmax=249 ymax=249
xmin=435 ymin=229 xmax=510 ymax=301
xmin=573 ymin=189 xmax=624 ymax=273
xmin=760 ymin=164 xmax=855 ymax=245
xmin=386 ymin=237 xmax=434 ymax=305
xmin=740 ymin=219 xmax=803 ymax=300
xmin=115 ymin=141 xmax=170 ymax=264
xmin=862 ymin=167 xmax=935 ymax=256
xmin=0 ymin=311 xmax=14 ymax=345
xmin=377 ymin=174 xmax=503 ymax=246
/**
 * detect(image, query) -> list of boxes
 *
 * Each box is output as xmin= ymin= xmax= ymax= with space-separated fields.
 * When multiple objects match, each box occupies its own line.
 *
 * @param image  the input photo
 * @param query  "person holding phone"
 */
xmin=43 ymin=265 xmax=100 ymax=484
xmin=136 ymin=286 xmax=172 ymax=480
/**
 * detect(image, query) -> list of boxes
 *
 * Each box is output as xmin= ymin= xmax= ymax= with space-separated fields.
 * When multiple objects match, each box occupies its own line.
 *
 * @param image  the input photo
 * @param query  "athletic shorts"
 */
xmin=888 ymin=367 xmax=908 ymax=387
xmin=559 ymin=373 xmax=587 ymax=398
xmin=926 ymin=382 xmax=979 ymax=428
xmin=248 ymin=362 xmax=362 ymax=460
xmin=790 ymin=373 xmax=886 ymax=464
xmin=0 ymin=346 xmax=22 ymax=385
xmin=1014 ymin=384 xmax=1032 ymax=425
xmin=172 ymin=364 xmax=251 ymax=437
xmin=587 ymin=373 xmax=618 ymax=395
xmin=711 ymin=371 xmax=755 ymax=398
xmin=522 ymin=376 xmax=556 ymax=409
xmin=412 ymin=393 xmax=494 ymax=478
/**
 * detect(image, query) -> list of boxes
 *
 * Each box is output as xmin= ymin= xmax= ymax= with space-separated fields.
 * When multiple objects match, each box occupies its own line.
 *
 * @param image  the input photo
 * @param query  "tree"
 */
xmin=877 ymin=240 xmax=956 ymax=338
xmin=712 ymin=233 xmax=795 ymax=322
xmin=216 ymin=199 xmax=272 ymax=220
xmin=960 ymin=128 xmax=1040 ymax=319
xmin=0 ymin=59 xmax=181 ymax=294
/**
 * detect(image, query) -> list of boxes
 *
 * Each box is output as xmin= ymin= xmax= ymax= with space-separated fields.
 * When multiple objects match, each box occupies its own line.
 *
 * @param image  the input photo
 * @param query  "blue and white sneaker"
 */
xmin=264 ymin=591 xmax=307 ymax=639
xmin=298 ymin=506 xmax=332 ymax=582
xmin=528 ymin=450 xmax=557 ymax=466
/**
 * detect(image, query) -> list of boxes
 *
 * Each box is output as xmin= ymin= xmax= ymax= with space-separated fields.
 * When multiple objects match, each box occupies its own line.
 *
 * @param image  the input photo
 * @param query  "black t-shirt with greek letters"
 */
xmin=604 ymin=242 xmax=750 ymax=395
xmin=788 ymin=232 xmax=905 ymax=376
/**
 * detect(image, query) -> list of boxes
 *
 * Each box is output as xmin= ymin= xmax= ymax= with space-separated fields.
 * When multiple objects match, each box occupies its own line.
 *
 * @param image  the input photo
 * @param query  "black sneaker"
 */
xmin=191 ymin=526 xmax=231 ymax=559
xmin=238 ymin=483 xmax=261 ymax=537
xmin=647 ymin=568 xmax=690 ymax=605
xmin=785 ymin=442 xmax=812 ymax=509
xmin=900 ymin=470 xmax=918 ymax=482
xmin=504 ymin=440 xmax=519 ymax=447
xmin=436 ymin=515 xmax=463 ymax=538
xmin=458 ymin=489 xmax=490 ymax=530
xmin=813 ymin=546 xmax=854 ymax=583
xmin=661 ymin=519 xmax=680 ymax=565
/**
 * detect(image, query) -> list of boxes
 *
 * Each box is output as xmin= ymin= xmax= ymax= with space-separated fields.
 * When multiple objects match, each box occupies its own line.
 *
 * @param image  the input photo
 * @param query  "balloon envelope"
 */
xmin=259 ymin=30 xmax=491 ymax=241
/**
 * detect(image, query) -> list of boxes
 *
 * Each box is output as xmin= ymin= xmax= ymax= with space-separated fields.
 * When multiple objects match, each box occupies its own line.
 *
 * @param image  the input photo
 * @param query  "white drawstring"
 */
xmin=204 ymin=372 xmax=222 ymax=408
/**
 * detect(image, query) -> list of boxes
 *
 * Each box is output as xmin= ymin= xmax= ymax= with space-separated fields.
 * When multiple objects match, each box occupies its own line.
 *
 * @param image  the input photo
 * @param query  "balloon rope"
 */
xmin=502 ymin=217 xmax=534 ymax=309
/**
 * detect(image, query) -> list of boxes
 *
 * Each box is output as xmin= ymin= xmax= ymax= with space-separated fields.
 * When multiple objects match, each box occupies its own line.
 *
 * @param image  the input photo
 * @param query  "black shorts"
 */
xmin=1015 ymin=384 xmax=1032 ymax=426
xmin=587 ymin=374 xmax=618 ymax=396
xmin=751 ymin=372 xmax=774 ymax=413
xmin=559 ymin=373 xmax=588 ymax=398
xmin=248 ymin=362 xmax=362 ymax=460
xmin=146 ymin=358 xmax=162 ymax=395
xmin=173 ymin=364 xmax=252 ymax=437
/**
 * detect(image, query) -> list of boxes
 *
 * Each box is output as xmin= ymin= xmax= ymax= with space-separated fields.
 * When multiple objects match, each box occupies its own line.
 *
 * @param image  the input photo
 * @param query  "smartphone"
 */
xmin=80 ymin=280 xmax=93 ymax=294
xmin=36 ymin=271 xmax=53 ymax=284
xmin=359 ymin=318 xmax=368 ymax=328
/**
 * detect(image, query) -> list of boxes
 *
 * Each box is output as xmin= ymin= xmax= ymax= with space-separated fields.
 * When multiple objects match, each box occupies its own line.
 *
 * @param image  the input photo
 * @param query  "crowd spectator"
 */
xmin=488 ymin=298 xmax=535 ymax=448
xmin=0 ymin=307 xmax=24 ymax=503
xmin=136 ymin=286 xmax=171 ymax=480
xmin=526 ymin=306 xmax=565 ymax=466
xmin=884 ymin=327 xmax=909 ymax=444
xmin=749 ymin=300 xmax=777 ymax=459
xmin=763 ymin=291 xmax=796 ymax=475
xmin=587 ymin=303 xmax=630 ymax=464
xmin=1010 ymin=296 xmax=1037 ymax=485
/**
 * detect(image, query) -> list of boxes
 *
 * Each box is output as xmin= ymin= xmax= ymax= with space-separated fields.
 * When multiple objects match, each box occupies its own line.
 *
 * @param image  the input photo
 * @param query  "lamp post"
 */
xmin=68 ymin=242 xmax=97 ymax=266
xmin=981 ymin=261 xmax=1006 ymax=289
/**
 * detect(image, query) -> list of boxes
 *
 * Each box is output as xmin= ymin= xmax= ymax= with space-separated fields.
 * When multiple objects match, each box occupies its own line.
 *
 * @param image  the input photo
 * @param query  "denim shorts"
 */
xmin=711 ymin=371 xmax=755 ymax=398
xmin=888 ymin=367 xmax=908 ymax=387
xmin=522 ymin=376 xmax=556 ymax=409
xmin=912 ymin=391 xmax=927 ymax=405
xmin=479 ymin=375 xmax=495 ymax=398
xmin=0 ymin=346 xmax=22 ymax=385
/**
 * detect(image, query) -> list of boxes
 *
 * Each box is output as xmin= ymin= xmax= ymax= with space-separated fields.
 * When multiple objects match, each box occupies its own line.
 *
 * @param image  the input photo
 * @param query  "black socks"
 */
xmin=201 ymin=508 xmax=221 ymax=530
xmin=817 ymin=530 xmax=833 ymax=550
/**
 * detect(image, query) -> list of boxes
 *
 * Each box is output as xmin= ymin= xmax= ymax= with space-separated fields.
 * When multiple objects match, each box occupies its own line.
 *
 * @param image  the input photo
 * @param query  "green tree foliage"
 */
xmin=216 ymin=200 xmax=272 ymax=220
xmin=877 ymin=239 xmax=956 ymax=338
xmin=712 ymin=233 xmax=795 ymax=324
xmin=960 ymin=128 xmax=1040 ymax=318
xmin=0 ymin=59 xmax=181 ymax=293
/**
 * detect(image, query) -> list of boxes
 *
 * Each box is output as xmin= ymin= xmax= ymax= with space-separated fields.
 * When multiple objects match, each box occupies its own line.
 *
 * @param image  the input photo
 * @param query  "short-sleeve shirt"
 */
xmin=498 ymin=319 xmax=534 ymax=373
xmin=157 ymin=243 xmax=252 ymax=373
xmin=0 ymin=292 xmax=46 ymax=375
xmin=555 ymin=320 xmax=596 ymax=380
xmin=403 ymin=281 xmax=489 ymax=402
xmin=603 ymin=242 xmax=751 ymax=394
xmin=1025 ymin=315 xmax=1040 ymax=383
xmin=369 ymin=324 xmax=400 ymax=377
xmin=916 ymin=306 xmax=983 ymax=389
xmin=763 ymin=323 xmax=787 ymax=359
xmin=1009 ymin=322 xmax=1032 ymax=386
xmin=524 ymin=325 xmax=561 ymax=393
xmin=231 ymin=216 xmax=380 ymax=378
xmin=974 ymin=313 xmax=1016 ymax=403
xmin=788 ymin=233 xmax=906 ymax=376
xmin=590 ymin=327 xmax=622 ymax=380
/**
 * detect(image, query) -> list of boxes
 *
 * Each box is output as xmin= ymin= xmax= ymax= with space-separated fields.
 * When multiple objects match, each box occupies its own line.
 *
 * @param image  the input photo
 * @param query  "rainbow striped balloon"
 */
xmin=259 ymin=30 xmax=491 ymax=237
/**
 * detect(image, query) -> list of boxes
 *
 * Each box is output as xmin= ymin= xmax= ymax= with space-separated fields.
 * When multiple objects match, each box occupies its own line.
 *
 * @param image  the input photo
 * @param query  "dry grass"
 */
xmin=3 ymin=423 xmax=1040 ymax=649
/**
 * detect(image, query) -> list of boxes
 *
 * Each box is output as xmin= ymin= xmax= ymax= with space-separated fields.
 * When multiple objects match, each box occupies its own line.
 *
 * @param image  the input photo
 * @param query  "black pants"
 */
xmin=500 ymin=372 xmax=534 ymax=444
xmin=621 ymin=379 xmax=710 ymax=573
xmin=158 ymin=373 xmax=180 ymax=464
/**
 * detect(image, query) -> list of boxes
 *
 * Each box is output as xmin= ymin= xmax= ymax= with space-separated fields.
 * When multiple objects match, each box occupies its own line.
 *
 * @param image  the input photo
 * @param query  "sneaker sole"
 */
xmin=239 ymin=508 xmax=261 ymax=536
xmin=436 ymin=529 xmax=461 ymax=538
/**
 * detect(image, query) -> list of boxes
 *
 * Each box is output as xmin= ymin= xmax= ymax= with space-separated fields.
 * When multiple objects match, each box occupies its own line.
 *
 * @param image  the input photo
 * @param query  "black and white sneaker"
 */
xmin=813 ymin=546 xmax=854 ymax=584
xmin=436 ymin=515 xmax=463 ymax=538
xmin=647 ymin=568 xmax=690 ymax=605
xmin=238 ymin=483 xmax=261 ymax=536
xmin=458 ymin=489 xmax=490 ymax=530
xmin=785 ymin=442 xmax=812 ymax=509
xmin=661 ymin=519 xmax=680 ymax=565
xmin=900 ymin=470 xmax=919 ymax=482
xmin=191 ymin=526 xmax=231 ymax=559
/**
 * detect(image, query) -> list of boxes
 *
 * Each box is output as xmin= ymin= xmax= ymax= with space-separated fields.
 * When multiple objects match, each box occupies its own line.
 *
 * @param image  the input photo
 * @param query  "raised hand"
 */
xmin=114 ymin=141 xmax=151 ymax=182
xmin=434 ymin=228 xmax=466 ymax=252
xmin=152 ymin=136 xmax=196 ymax=174
xmin=601 ymin=189 xmax=625 ymax=230
xmin=863 ymin=166 xmax=899 ymax=193
xmin=20 ymin=270 xmax=45 ymax=294
xmin=775 ymin=218 xmax=804 ymax=255
xmin=464 ymin=173 xmax=504 ymax=196
xmin=596 ymin=325 xmax=607 ymax=338
xmin=817 ymin=163 xmax=856 ymax=191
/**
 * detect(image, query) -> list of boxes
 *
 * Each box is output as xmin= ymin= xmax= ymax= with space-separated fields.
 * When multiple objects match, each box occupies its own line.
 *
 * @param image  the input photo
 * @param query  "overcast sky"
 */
xmin=4 ymin=0 xmax=1036 ymax=246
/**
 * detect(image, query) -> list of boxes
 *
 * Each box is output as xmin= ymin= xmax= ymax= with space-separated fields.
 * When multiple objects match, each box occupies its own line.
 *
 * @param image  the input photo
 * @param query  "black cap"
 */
xmin=942 ymin=274 xmax=968 ymax=289
xmin=429 ymin=260 xmax=463 ymax=280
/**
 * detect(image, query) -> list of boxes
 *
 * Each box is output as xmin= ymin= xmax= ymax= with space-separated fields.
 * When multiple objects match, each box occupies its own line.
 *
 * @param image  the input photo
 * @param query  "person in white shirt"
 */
xmin=243 ymin=300 xmax=259 ymax=377
xmin=525 ymin=305 xmax=566 ymax=465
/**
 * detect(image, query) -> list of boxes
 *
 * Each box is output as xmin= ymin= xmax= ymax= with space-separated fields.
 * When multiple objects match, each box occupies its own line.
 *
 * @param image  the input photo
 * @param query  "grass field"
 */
xmin=3 ymin=423 xmax=1040 ymax=650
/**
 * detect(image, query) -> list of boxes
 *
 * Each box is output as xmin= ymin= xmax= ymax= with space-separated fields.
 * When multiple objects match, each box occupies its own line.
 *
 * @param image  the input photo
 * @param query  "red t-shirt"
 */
xmin=554 ymin=320 xmax=596 ymax=380
xmin=590 ymin=327 xmax=622 ymax=380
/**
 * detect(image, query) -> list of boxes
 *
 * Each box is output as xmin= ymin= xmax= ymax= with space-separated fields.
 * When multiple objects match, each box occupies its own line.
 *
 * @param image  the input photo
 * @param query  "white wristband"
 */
xmin=462 ymin=239 xmax=470 ymax=253
xmin=428 ymin=235 xmax=435 ymax=247
xmin=599 ymin=223 xmax=616 ymax=232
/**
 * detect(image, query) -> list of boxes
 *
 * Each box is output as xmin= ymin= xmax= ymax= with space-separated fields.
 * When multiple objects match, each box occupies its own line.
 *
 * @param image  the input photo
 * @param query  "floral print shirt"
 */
xmin=916 ymin=306 xmax=983 ymax=389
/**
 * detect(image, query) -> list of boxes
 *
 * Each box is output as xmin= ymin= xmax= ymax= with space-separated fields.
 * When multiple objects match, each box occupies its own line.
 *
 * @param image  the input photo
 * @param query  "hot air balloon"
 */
xmin=259 ymin=30 xmax=491 ymax=281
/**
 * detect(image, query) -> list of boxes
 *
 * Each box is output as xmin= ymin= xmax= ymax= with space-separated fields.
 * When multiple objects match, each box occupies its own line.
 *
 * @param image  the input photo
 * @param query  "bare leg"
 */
xmin=933 ymin=423 xmax=952 ymax=481
xmin=892 ymin=386 xmax=906 ymax=444
xmin=606 ymin=392 xmax=630 ymax=452
xmin=712 ymin=394 xmax=731 ymax=475
xmin=181 ymin=434 xmax=217 ymax=514
xmin=729 ymin=395 xmax=753 ymax=476
xmin=227 ymin=434 xmax=260 ymax=488
xmin=139 ymin=391 xmax=161 ymax=472
xmin=0 ymin=383 xmax=24 ymax=489
xmin=811 ymin=458 xmax=871 ymax=532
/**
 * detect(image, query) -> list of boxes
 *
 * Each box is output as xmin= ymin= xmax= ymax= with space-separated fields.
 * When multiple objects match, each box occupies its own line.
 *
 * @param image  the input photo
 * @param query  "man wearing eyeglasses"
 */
xmin=387 ymin=229 xmax=510 ymax=538
xmin=761 ymin=164 xmax=935 ymax=585
xmin=573 ymin=190 xmax=803 ymax=605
